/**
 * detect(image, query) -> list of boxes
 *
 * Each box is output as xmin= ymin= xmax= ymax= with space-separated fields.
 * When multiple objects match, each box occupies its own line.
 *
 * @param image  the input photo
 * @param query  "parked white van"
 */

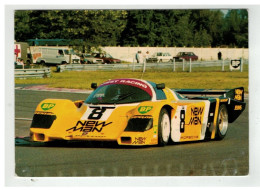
xmin=35 ymin=47 xmax=80 ymax=65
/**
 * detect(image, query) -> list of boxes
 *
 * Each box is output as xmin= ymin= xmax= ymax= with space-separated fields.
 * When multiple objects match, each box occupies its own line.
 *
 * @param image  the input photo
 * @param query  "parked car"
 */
xmin=92 ymin=53 xmax=121 ymax=64
xmin=147 ymin=52 xmax=173 ymax=63
xmin=80 ymin=53 xmax=103 ymax=64
xmin=174 ymin=52 xmax=198 ymax=61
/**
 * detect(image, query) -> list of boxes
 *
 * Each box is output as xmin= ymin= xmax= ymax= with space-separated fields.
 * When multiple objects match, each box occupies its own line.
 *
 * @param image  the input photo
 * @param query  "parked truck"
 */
xmin=31 ymin=46 xmax=80 ymax=65
xmin=14 ymin=42 xmax=33 ymax=65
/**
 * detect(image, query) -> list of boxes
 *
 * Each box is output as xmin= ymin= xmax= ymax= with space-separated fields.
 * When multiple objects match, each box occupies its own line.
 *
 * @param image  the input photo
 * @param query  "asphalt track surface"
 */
xmin=15 ymin=89 xmax=249 ymax=177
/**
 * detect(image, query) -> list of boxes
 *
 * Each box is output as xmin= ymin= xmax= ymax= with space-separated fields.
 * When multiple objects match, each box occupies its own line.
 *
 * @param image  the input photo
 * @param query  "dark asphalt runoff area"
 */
xmin=15 ymin=89 xmax=249 ymax=177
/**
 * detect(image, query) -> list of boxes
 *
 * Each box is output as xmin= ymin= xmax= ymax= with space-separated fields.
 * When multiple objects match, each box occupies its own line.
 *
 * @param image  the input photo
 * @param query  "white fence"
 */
xmin=15 ymin=68 xmax=51 ymax=78
xmin=56 ymin=59 xmax=248 ymax=73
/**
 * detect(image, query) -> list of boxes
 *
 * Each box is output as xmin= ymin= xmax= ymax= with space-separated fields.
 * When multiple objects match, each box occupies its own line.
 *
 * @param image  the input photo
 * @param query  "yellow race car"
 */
xmin=30 ymin=78 xmax=246 ymax=146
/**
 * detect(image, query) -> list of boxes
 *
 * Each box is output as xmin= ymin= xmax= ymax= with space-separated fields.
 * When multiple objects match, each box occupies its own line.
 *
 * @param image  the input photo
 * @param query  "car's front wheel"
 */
xmin=158 ymin=108 xmax=171 ymax=146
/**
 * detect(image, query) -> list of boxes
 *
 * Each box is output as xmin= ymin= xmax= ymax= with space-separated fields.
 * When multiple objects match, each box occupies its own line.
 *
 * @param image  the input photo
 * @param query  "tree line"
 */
xmin=15 ymin=9 xmax=248 ymax=49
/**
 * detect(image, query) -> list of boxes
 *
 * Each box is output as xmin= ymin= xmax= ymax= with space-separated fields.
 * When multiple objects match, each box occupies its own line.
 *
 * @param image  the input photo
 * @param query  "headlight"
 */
xmin=30 ymin=113 xmax=57 ymax=129
xmin=124 ymin=116 xmax=153 ymax=132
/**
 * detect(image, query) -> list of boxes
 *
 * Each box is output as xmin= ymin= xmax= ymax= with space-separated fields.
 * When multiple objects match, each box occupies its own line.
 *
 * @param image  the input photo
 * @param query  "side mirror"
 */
xmin=91 ymin=83 xmax=97 ymax=89
xmin=156 ymin=83 xmax=165 ymax=89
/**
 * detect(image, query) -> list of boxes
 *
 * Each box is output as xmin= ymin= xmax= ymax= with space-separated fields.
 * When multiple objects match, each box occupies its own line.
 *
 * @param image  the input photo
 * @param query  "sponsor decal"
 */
xmin=234 ymin=105 xmax=242 ymax=110
xmin=100 ymin=79 xmax=153 ymax=96
xmin=94 ymin=93 xmax=105 ymax=98
xmin=230 ymin=59 xmax=241 ymax=70
xmin=235 ymin=89 xmax=243 ymax=101
xmin=138 ymin=106 xmax=153 ymax=114
xmin=41 ymin=103 xmax=56 ymax=111
xmin=235 ymin=89 xmax=243 ymax=95
xmin=188 ymin=107 xmax=204 ymax=125
xmin=66 ymin=120 xmax=112 ymax=134
xmin=32 ymin=52 xmax=42 ymax=62
xmin=153 ymin=125 xmax=158 ymax=134
xmin=132 ymin=115 xmax=152 ymax=119
xmin=132 ymin=137 xmax=146 ymax=145
xmin=181 ymin=135 xmax=199 ymax=140
xmin=220 ymin=99 xmax=228 ymax=102
xmin=35 ymin=111 xmax=54 ymax=115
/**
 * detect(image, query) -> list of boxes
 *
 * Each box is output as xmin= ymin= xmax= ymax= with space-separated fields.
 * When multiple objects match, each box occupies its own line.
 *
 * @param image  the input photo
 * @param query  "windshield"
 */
xmin=85 ymin=84 xmax=152 ymax=104
xmin=64 ymin=50 xmax=69 ymax=55
xmin=85 ymin=54 xmax=93 ymax=58
xmin=105 ymin=54 xmax=113 ymax=58
xmin=163 ymin=53 xmax=171 ymax=56
xmin=69 ymin=49 xmax=77 ymax=55
xmin=92 ymin=53 xmax=101 ymax=58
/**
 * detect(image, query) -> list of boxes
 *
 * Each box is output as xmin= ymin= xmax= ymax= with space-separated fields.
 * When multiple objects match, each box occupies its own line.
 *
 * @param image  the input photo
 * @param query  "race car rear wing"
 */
xmin=175 ymin=87 xmax=245 ymax=102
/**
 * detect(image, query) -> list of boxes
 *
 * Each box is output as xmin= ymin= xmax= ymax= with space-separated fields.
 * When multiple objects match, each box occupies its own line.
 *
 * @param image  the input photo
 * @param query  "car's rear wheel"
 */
xmin=215 ymin=104 xmax=229 ymax=140
xmin=158 ymin=108 xmax=171 ymax=146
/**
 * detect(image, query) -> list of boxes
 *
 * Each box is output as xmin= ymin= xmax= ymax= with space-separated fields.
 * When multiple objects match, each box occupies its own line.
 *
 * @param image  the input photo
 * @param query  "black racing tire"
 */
xmin=158 ymin=108 xmax=171 ymax=146
xmin=215 ymin=104 xmax=229 ymax=140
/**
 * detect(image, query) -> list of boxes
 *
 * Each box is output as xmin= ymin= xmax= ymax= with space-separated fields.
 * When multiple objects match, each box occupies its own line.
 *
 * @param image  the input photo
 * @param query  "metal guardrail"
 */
xmin=56 ymin=64 xmax=132 ymax=72
xmin=15 ymin=68 xmax=51 ymax=78
xmin=56 ymin=59 xmax=248 ymax=72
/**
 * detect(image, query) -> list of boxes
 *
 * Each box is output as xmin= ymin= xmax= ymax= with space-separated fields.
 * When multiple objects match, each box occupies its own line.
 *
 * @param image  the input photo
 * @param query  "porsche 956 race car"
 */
xmin=30 ymin=78 xmax=246 ymax=146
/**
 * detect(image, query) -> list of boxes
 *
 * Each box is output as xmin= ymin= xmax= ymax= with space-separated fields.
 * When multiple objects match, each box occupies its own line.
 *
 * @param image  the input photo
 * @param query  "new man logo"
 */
xmin=41 ymin=103 xmax=56 ymax=111
xmin=138 ymin=106 xmax=153 ymax=114
xmin=188 ymin=107 xmax=204 ymax=125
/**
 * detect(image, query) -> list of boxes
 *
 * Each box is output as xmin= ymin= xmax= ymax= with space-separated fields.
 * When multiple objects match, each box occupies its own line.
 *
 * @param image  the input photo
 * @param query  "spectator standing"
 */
xmin=145 ymin=51 xmax=150 ymax=63
xmin=135 ymin=51 xmax=140 ymax=63
xmin=139 ymin=51 xmax=144 ymax=64
xmin=218 ymin=51 xmax=222 ymax=60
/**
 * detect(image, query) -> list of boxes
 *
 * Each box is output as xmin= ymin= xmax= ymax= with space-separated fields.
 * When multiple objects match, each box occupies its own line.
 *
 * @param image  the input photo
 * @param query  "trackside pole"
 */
xmin=173 ymin=58 xmax=175 ymax=72
xmin=182 ymin=59 xmax=185 ymax=71
xmin=189 ymin=58 xmax=192 ymax=72
xmin=222 ymin=59 xmax=224 ymax=71
xmin=132 ymin=57 xmax=135 ymax=72
xmin=141 ymin=60 xmax=146 ymax=79
xmin=240 ymin=58 xmax=243 ymax=72
xmin=143 ymin=60 xmax=146 ymax=73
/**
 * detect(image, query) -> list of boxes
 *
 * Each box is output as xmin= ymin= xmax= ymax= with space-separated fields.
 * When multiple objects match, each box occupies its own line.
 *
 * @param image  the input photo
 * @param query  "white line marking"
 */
xmin=15 ymin=118 xmax=32 ymax=121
